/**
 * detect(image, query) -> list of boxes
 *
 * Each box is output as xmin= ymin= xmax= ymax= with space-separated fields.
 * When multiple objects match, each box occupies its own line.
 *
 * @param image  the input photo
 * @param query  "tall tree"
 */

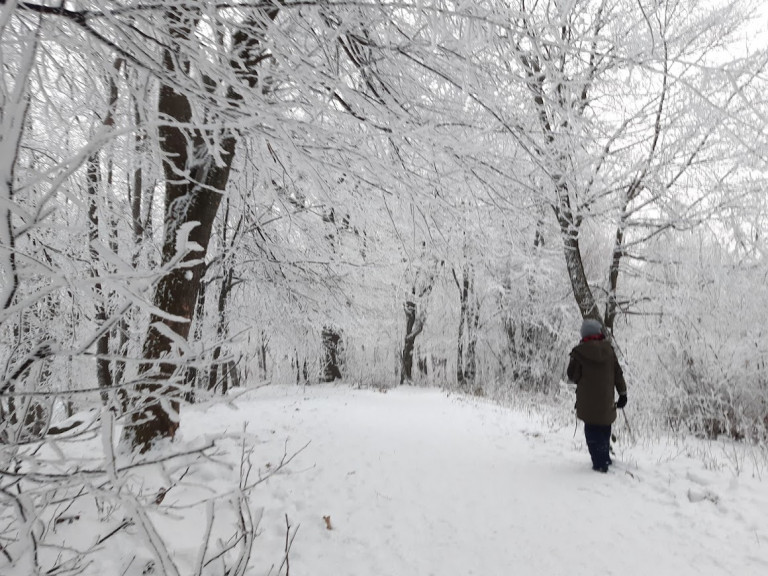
xmin=498 ymin=0 xmax=768 ymax=327
xmin=126 ymin=5 xmax=279 ymax=452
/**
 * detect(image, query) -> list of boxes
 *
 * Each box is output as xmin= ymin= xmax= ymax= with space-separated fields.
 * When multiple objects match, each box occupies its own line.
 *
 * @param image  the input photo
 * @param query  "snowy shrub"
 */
xmin=626 ymin=236 xmax=768 ymax=443
xmin=487 ymin=249 xmax=577 ymax=400
xmin=502 ymin=317 xmax=571 ymax=395
xmin=0 ymin=411 xmax=298 ymax=575
xmin=661 ymin=344 xmax=768 ymax=442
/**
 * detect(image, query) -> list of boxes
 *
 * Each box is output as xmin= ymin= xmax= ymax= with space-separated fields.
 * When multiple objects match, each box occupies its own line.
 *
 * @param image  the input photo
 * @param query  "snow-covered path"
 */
xmin=184 ymin=385 xmax=768 ymax=576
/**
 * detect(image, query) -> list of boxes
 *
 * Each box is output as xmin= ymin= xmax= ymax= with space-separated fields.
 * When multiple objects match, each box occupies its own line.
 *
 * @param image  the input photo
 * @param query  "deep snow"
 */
xmin=183 ymin=385 xmax=768 ymax=576
xmin=9 ymin=384 xmax=768 ymax=576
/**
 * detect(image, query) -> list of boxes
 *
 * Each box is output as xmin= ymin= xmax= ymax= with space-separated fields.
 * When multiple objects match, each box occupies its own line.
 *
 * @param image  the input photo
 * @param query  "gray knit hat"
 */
xmin=580 ymin=319 xmax=603 ymax=339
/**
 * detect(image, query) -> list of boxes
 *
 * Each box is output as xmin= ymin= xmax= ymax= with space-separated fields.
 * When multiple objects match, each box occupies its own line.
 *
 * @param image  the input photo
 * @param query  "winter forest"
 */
xmin=2 ymin=0 xmax=768 ymax=574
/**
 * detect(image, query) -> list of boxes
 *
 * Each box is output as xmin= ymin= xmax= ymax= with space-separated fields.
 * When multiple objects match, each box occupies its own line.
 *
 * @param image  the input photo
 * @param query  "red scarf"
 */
xmin=581 ymin=334 xmax=605 ymax=342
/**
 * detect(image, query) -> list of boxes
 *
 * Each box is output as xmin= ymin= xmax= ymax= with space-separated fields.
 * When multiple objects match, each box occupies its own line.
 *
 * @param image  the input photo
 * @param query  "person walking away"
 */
xmin=567 ymin=319 xmax=627 ymax=473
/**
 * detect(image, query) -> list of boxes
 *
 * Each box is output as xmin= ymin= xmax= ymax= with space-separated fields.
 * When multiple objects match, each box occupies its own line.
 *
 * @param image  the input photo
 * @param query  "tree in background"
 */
xmin=502 ymin=0 xmax=768 ymax=330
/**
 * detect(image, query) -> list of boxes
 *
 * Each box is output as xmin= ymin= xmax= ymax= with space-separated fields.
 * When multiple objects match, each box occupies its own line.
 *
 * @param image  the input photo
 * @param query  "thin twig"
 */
xmin=278 ymin=514 xmax=300 ymax=576
xmin=284 ymin=514 xmax=290 ymax=576
xmin=95 ymin=519 xmax=133 ymax=546
xmin=194 ymin=501 xmax=215 ymax=576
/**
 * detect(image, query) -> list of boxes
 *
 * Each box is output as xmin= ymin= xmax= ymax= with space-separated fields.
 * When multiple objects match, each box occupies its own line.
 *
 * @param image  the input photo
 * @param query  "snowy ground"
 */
xmin=180 ymin=384 xmax=767 ymax=576
xmin=10 ymin=384 xmax=768 ymax=576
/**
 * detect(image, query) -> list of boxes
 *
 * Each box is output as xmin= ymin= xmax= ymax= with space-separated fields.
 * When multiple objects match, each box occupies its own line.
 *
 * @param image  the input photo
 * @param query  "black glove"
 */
xmin=616 ymin=394 xmax=627 ymax=409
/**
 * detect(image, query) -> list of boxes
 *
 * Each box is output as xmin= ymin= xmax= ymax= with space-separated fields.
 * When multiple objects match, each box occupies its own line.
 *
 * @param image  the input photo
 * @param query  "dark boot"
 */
xmin=585 ymin=424 xmax=612 ymax=471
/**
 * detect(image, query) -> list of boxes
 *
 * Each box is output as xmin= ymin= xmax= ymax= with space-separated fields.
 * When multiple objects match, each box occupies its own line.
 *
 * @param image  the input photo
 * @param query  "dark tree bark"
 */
xmin=320 ymin=327 xmax=343 ymax=382
xmin=293 ymin=350 xmax=308 ymax=385
xmin=604 ymin=206 xmax=629 ymax=332
xmin=400 ymin=255 xmax=440 ymax=385
xmin=126 ymin=8 xmax=213 ymax=451
xmin=400 ymin=300 xmax=423 ymax=384
xmin=554 ymin=192 xmax=601 ymax=322
xmin=258 ymin=331 xmax=269 ymax=380
xmin=454 ymin=266 xmax=480 ymax=390
xmin=126 ymin=6 xmax=278 ymax=452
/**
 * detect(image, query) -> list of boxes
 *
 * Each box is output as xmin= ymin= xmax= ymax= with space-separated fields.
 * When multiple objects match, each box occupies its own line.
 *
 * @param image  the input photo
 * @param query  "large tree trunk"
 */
xmin=400 ymin=300 xmax=422 ymax=384
xmin=604 ymin=207 xmax=629 ymax=332
xmin=518 ymin=21 xmax=604 ymax=325
xmin=126 ymin=7 xmax=278 ymax=452
xmin=320 ymin=327 xmax=343 ymax=382
xmin=125 ymin=10 xmax=228 ymax=451
xmin=128 ymin=150 xmax=228 ymax=450
xmin=400 ymin=260 xmax=439 ymax=385
xmin=554 ymin=187 xmax=601 ymax=322
xmin=455 ymin=266 xmax=479 ymax=391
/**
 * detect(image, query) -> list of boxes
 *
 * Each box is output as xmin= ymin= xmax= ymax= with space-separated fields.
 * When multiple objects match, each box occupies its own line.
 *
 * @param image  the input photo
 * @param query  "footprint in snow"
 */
xmin=687 ymin=487 xmax=720 ymax=505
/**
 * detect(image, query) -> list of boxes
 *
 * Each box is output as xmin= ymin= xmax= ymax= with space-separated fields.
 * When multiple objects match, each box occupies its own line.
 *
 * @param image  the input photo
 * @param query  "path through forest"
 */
xmin=182 ymin=385 xmax=768 ymax=576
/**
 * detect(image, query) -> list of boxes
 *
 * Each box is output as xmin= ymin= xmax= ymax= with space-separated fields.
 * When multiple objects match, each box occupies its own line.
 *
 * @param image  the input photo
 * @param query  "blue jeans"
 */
xmin=584 ymin=423 xmax=612 ymax=468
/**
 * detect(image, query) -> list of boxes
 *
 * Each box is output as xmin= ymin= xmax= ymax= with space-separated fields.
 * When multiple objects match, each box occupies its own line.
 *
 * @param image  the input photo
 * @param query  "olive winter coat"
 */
xmin=567 ymin=337 xmax=627 ymax=426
